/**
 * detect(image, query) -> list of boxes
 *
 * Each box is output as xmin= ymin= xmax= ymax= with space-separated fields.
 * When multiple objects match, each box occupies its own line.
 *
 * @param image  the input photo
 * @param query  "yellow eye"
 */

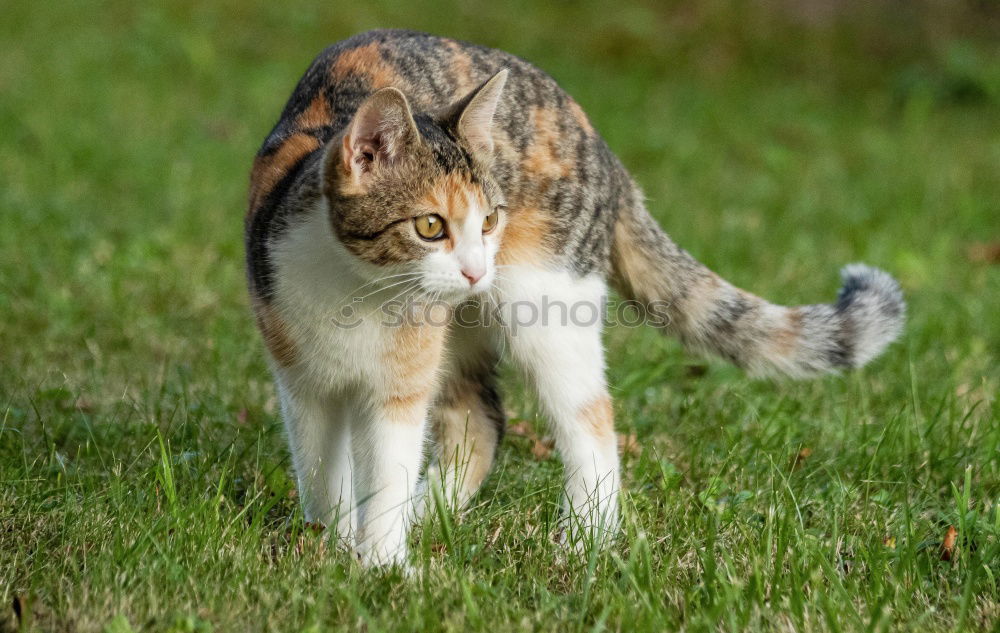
xmin=414 ymin=214 xmax=446 ymax=240
xmin=482 ymin=210 xmax=499 ymax=233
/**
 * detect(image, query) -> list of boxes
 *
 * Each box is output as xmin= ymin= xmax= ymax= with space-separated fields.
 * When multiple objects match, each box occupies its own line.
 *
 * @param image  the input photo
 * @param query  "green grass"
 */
xmin=2 ymin=1 xmax=999 ymax=631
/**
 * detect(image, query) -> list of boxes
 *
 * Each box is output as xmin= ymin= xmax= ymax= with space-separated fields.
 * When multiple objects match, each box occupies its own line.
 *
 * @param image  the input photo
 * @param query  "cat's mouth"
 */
xmin=412 ymin=273 xmax=493 ymax=304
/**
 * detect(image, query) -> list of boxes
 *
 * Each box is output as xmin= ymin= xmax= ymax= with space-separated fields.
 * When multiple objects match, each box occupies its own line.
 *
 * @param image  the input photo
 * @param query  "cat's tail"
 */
xmin=610 ymin=198 xmax=905 ymax=378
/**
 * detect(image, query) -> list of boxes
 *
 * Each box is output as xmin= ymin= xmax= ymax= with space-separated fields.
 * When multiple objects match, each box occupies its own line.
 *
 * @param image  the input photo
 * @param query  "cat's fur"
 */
xmin=245 ymin=29 xmax=905 ymax=566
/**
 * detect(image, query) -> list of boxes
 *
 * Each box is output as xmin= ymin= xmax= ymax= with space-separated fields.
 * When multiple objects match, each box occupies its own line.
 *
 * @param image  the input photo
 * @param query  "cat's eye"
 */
xmin=414 ymin=214 xmax=446 ymax=240
xmin=482 ymin=210 xmax=499 ymax=233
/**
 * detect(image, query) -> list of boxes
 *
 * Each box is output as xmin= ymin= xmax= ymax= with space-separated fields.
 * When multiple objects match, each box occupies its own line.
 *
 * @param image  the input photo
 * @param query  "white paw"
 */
xmin=559 ymin=508 xmax=621 ymax=554
xmin=355 ymin=540 xmax=410 ymax=569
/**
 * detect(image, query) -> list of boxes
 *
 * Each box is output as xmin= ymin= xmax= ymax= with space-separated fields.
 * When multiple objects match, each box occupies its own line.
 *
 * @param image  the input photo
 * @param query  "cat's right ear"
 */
xmin=441 ymin=69 xmax=509 ymax=161
xmin=331 ymin=87 xmax=419 ymax=192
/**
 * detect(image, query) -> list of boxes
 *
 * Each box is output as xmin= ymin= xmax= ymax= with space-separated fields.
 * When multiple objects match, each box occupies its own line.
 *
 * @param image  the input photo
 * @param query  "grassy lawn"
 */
xmin=2 ymin=1 xmax=999 ymax=631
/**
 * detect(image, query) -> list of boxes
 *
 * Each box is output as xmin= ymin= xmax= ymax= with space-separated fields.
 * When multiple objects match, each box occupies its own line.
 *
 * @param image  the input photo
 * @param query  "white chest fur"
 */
xmin=267 ymin=205 xmax=409 ymax=396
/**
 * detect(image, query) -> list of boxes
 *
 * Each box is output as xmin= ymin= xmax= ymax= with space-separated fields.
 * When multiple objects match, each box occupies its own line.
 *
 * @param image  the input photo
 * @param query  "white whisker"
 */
xmin=354 ymin=274 xmax=423 ymax=302
xmin=346 ymin=271 xmax=423 ymax=299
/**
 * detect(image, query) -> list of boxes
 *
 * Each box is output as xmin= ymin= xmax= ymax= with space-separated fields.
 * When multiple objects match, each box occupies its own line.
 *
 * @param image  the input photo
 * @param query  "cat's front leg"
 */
xmin=275 ymin=374 xmax=356 ymax=541
xmin=498 ymin=268 xmax=621 ymax=549
xmin=353 ymin=321 xmax=445 ymax=568
xmin=352 ymin=392 xmax=432 ymax=568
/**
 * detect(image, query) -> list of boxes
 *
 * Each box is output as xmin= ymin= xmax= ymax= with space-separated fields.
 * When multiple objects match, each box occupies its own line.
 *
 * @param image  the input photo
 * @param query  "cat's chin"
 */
xmin=410 ymin=284 xmax=488 ymax=309
xmin=432 ymin=287 xmax=486 ymax=305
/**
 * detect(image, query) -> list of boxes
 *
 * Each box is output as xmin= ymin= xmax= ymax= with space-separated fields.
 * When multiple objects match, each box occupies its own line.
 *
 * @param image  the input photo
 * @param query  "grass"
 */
xmin=2 ymin=1 xmax=999 ymax=631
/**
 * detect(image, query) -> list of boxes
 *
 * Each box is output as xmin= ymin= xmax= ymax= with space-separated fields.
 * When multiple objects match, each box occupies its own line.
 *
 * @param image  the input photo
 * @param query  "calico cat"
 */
xmin=245 ymin=29 xmax=904 ymax=567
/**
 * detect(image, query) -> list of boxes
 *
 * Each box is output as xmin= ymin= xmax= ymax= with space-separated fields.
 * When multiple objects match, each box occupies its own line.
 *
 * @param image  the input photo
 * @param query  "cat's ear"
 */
xmin=336 ymin=87 xmax=419 ymax=189
xmin=450 ymin=69 xmax=508 ymax=158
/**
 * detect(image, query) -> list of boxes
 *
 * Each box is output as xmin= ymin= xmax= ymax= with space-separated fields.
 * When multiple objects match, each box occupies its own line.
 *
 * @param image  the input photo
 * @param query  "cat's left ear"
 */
xmin=333 ymin=87 xmax=420 ymax=193
xmin=447 ymin=69 xmax=509 ymax=159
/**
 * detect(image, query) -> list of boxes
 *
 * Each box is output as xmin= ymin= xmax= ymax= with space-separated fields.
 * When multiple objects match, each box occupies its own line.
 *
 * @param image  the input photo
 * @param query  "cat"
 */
xmin=245 ymin=29 xmax=905 ymax=567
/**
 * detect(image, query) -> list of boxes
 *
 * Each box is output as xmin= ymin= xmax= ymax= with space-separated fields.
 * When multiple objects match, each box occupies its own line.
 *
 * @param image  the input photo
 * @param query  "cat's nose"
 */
xmin=461 ymin=267 xmax=484 ymax=285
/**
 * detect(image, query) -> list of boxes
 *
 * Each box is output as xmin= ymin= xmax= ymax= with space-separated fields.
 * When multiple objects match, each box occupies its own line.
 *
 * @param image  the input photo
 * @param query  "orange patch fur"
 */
xmin=296 ymin=95 xmax=332 ymax=129
xmin=331 ymin=42 xmax=402 ymax=90
xmin=522 ymin=106 xmax=574 ymax=180
xmin=381 ymin=320 xmax=448 ymax=421
xmin=567 ymin=99 xmax=594 ymax=135
xmin=579 ymin=394 xmax=614 ymax=438
xmin=384 ymin=390 xmax=427 ymax=415
xmin=445 ymin=40 xmax=477 ymax=98
xmin=771 ymin=308 xmax=804 ymax=356
xmin=248 ymin=133 xmax=321 ymax=214
xmin=496 ymin=205 xmax=552 ymax=266
xmin=253 ymin=300 xmax=298 ymax=368
xmin=419 ymin=172 xmax=489 ymax=248
xmin=433 ymin=386 xmax=499 ymax=493
xmin=611 ymin=219 xmax=669 ymax=304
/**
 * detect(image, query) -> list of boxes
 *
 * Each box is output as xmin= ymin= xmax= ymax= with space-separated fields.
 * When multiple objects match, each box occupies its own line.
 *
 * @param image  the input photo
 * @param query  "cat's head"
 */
xmin=322 ymin=70 xmax=509 ymax=303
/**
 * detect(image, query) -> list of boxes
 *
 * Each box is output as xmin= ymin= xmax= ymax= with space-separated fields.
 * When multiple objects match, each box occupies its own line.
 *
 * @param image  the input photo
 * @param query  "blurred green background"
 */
xmin=1 ymin=1 xmax=998 ymax=631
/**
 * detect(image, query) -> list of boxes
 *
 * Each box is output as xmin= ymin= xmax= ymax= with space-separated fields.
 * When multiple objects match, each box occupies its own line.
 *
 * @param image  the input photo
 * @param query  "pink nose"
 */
xmin=461 ymin=268 xmax=484 ymax=285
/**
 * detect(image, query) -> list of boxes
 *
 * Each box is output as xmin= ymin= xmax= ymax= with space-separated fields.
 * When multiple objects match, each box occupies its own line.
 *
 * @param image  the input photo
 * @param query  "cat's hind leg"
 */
xmin=422 ymin=321 xmax=506 ymax=516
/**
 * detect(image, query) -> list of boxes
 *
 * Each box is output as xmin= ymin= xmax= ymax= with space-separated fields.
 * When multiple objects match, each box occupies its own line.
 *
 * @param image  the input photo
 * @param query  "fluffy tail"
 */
xmin=611 ymin=199 xmax=905 ymax=378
